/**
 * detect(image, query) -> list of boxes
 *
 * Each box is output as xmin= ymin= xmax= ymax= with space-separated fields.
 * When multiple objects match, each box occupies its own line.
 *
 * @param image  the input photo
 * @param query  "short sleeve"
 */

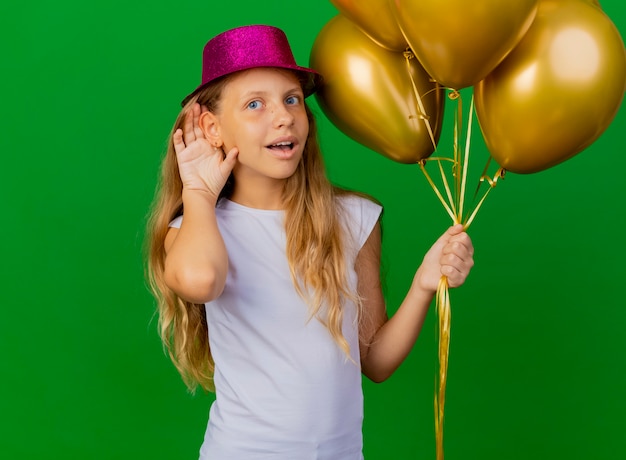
xmin=338 ymin=194 xmax=383 ymax=254
xmin=169 ymin=215 xmax=183 ymax=229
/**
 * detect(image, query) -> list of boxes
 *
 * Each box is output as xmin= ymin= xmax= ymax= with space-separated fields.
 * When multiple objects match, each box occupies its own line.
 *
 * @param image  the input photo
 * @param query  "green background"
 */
xmin=1 ymin=1 xmax=624 ymax=459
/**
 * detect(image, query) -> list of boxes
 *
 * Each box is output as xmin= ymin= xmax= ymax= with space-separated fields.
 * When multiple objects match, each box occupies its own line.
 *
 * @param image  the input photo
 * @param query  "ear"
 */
xmin=198 ymin=111 xmax=223 ymax=147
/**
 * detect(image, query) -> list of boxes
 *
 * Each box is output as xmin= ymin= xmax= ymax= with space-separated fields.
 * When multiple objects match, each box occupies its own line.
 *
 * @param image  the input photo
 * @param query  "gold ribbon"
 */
xmin=434 ymin=275 xmax=450 ymax=460
xmin=404 ymin=74 xmax=505 ymax=459
xmin=404 ymin=49 xmax=438 ymax=153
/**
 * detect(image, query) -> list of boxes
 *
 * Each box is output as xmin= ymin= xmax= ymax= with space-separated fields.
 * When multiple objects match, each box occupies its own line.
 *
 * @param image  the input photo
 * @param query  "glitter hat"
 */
xmin=181 ymin=25 xmax=323 ymax=106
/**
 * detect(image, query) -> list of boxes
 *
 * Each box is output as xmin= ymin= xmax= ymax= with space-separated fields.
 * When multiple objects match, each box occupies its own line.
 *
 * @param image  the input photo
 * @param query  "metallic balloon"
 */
xmin=310 ymin=14 xmax=444 ymax=164
xmin=330 ymin=0 xmax=407 ymax=51
xmin=475 ymin=0 xmax=626 ymax=174
xmin=391 ymin=0 xmax=539 ymax=89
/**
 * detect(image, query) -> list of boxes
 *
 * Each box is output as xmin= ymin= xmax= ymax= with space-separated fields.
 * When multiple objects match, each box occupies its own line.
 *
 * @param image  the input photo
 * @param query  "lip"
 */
xmin=265 ymin=135 xmax=300 ymax=160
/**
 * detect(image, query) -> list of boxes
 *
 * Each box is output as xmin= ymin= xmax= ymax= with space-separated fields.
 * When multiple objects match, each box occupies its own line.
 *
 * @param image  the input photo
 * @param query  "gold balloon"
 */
xmin=310 ymin=15 xmax=444 ymax=164
xmin=391 ymin=0 xmax=539 ymax=89
xmin=475 ymin=0 xmax=626 ymax=174
xmin=330 ymin=0 xmax=407 ymax=51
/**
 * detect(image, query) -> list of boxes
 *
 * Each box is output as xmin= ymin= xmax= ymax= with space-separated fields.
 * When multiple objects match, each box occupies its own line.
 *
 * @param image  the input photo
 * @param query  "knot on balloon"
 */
xmin=448 ymin=90 xmax=461 ymax=100
xmin=479 ymin=166 xmax=506 ymax=188
xmin=403 ymin=48 xmax=415 ymax=60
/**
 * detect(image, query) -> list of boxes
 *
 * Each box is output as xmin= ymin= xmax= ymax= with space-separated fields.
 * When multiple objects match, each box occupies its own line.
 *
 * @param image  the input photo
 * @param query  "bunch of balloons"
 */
xmin=312 ymin=3 xmax=625 ymax=458
xmin=311 ymin=0 xmax=625 ymax=174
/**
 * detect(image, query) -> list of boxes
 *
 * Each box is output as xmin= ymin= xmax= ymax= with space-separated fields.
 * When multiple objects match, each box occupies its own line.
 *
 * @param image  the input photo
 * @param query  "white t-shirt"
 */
xmin=170 ymin=194 xmax=382 ymax=460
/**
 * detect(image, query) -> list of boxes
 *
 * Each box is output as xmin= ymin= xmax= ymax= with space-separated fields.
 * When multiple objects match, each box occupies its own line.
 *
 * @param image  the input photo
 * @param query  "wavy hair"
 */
xmin=146 ymin=74 xmax=357 ymax=393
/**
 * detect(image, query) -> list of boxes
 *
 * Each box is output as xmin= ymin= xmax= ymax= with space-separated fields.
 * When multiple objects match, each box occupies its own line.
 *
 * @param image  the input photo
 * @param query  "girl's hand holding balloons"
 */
xmin=414 ymin=225 xmax=475 ymax=293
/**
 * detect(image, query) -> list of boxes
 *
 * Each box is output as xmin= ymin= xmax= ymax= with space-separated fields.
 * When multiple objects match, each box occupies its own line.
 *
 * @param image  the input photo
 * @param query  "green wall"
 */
xmin=1 ymin=1 xmax=624 ymax=459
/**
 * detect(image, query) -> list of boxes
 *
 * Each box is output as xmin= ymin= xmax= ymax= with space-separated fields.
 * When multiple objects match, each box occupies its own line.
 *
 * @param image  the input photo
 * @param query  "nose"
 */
xmin=272 ymin=103 xmax=295 ymax=128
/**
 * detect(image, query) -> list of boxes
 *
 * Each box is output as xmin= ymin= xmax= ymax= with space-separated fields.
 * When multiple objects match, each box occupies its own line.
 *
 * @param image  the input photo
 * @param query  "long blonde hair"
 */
xmin=146 ymin=75 xmax=357 ymax=393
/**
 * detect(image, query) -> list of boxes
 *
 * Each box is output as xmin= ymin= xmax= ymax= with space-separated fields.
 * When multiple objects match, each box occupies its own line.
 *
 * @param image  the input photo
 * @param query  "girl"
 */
xmin=146 ymin=25 xmax=474 ymax=460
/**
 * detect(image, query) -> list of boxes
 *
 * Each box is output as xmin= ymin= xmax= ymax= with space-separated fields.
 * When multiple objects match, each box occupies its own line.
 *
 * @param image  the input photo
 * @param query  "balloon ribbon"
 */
xmin=410 ymin=88 xmax=505 ymax=460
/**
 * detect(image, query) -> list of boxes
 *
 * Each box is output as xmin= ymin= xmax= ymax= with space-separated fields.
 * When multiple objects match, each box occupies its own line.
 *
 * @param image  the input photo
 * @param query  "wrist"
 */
xmin=412 ymin=267 xmax=438 ymax=298
xmin=405 ymin=280 xmax=436 ymax=315
xmin=181 ymin=188 xmax=220 ymax=207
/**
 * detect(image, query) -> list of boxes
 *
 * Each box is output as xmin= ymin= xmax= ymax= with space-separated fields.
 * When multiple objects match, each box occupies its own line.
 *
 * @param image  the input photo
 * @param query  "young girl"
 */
xmin=146 ymin=25 xmax=474 ymax=460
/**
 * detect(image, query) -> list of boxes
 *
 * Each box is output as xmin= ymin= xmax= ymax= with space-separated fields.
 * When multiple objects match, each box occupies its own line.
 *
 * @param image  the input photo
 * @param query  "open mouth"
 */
xmin=267 ymin=141 xmax=295 ymax=152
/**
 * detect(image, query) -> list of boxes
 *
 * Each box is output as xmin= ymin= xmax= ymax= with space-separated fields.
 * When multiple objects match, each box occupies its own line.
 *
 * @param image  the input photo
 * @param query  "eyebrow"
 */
xmin=240 ymin=86 xmax=303 ymax=100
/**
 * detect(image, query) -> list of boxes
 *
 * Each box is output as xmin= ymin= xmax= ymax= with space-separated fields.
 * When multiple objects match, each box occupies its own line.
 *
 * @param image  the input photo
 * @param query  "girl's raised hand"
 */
xmin=173 ymin=103 xmax=238 ymax=200
xmin=414 ymin=224 xmax=475 ymax=293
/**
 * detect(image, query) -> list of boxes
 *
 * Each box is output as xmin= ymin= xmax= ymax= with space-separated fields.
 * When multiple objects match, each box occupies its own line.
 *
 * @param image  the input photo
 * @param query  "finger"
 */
xmin=441 ymin=247 xmax=474 ymax=275
xmin=220 ymin=147 xmax=239 ymax=175
xmin=173 ymin=128 xmax=186 ymax=155
xmin=446 ymin=232 xmax=474 ymax=257
xmin=447 ymin=223 xmax=465 ymax=236
xmin=442 ymin=265 xmax=466 ymax=288
xmin=441 ymin=250 xmax=474 ymax=271
xmin=441 ymin=258 xmax=472 ymax=287
xmin=433 ymin=224 xmax=464 ymax=247
xmin=440 ymin=250 xmax=469 ymax=271
xmin=441 ymin=264 xmax=461 ymax=281
xmin=182 ymin=104 xmax=198 ymax=145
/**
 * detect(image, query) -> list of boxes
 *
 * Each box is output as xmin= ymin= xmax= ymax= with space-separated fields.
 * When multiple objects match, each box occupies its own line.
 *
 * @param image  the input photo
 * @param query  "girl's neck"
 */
xmin=229 ymin=179 xmax=286 ymax=210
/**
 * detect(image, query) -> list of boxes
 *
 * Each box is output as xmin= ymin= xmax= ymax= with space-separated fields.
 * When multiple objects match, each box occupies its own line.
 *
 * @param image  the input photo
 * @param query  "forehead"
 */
xmin=222 ymin=68 xmax=303 ymax=97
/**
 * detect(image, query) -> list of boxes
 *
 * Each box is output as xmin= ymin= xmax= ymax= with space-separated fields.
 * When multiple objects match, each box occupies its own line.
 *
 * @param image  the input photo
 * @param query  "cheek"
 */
xmin=297 ymin=111 xmax=310 ymax=135
xmin=303 ymin=123 xmax=310 ymax=140
xmin=225 ymin=120 xmax=264 ymax=149
xmin=221 ymin=129 xmax=237 ymax=149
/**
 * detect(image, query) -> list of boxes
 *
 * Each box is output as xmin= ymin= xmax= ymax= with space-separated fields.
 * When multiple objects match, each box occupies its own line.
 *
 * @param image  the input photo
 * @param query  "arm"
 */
xmin=163 ymin=103 xmax=239 ymax=304
xmin=358 ymin=223 xmax=474 ymax=383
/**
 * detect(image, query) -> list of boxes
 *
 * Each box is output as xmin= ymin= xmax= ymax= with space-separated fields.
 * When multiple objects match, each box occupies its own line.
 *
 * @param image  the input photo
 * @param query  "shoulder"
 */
xmin=335 ymin=190 xmax=383 ymax=250
xmin=336 ymin=190 xmax=383 ymax=222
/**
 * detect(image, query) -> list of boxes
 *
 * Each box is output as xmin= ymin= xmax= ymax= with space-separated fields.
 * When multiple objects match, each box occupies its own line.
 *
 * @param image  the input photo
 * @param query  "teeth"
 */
xmin=273 ymin=142 xmax=291 ymax=146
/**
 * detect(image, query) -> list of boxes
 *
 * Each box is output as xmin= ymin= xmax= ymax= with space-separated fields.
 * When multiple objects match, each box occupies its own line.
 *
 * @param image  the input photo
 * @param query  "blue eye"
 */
xmin=285 ymin=95 xmax=300 ymax=105
xmin=247 ymin=100 xmax=261 ymax=110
